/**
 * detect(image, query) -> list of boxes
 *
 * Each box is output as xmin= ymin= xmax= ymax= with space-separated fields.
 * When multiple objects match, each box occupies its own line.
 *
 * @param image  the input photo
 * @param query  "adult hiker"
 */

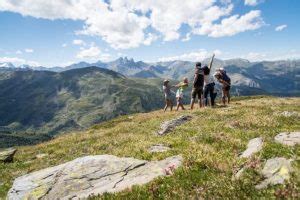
xmin=214 ymin=68 xmax=231 ymax=105
xmin=163 ymin=79 xmax=174 ymax=112
xmin=190 ymin=62 xmax=204 ymax=110
xmin=175 ymin=77 xmax=189 ymax=111
xmin=202 ymin=54 xmax=215 ymax=107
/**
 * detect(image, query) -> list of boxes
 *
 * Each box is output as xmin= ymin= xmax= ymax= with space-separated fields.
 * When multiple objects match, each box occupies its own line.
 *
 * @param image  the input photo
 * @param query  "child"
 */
xmin=163 ymin=79 xmax=173 ymax=112
xmin=175 ymin=77 xmax=189 ymax=111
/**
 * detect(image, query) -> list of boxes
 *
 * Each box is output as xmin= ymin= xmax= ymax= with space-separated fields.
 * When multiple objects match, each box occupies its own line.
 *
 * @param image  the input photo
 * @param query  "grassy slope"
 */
xmin=0 ymin=96 xmax=299 ymax=199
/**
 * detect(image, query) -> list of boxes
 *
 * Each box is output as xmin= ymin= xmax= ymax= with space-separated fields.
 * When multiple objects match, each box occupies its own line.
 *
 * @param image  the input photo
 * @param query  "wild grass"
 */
xmin=0 ymin=96 xmax=299 ymax=199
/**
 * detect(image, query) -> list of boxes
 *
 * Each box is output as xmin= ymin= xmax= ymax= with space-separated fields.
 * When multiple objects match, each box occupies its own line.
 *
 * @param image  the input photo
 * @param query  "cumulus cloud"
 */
xmin=73 ymin=39 xmax=86 ymax=46
xmin=62 ymin=43 xmax=67 ymax=48
xmin=76 ymin=44 xmax=112 ymax=61
xmin=25 ymin=48 xmax=34 ymax=53
xmin=16 ymin=50 xmax=22 ymax=54
xmin=0 ymin=56 xmax=40 ymax=66
xmin=158 ymin=49 xmax=222 ymax=62
xmin=275 ymin=24 xmax=287 ymax=32
xmin=194 ymin=10 xmax=264 ymax=37
xmin=0 ymin=0 xmax=265 ymax=49
xmin=245 ymin=0 xmax=263 ymax=6
xmin=241 ymin=50 xmax=300 ymax=61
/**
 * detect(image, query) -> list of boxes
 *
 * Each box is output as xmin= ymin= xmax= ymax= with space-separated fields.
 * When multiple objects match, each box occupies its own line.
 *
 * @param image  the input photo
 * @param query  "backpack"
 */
xmin=222 ymin=71 xmax=231 ymax=84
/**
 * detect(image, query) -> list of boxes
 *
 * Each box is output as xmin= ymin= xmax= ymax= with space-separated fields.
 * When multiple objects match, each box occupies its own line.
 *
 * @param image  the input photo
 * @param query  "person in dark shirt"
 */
xmin=214 ymin=68 xmax=231 ymax=105
xmin=163 ymin=79 xmax=173 ymax=112
xmin=190 ymin=62 xmax=204 ymax=110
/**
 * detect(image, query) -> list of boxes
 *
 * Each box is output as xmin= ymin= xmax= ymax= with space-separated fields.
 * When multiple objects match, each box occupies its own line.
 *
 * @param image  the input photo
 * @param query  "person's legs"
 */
xmin=198 ymin=89 xmax=203 ymax=108
xmin=227 ymin=88 xmax=231 ymax=104
xmin=169 ymin=99 xmax=173 ymax=111
xmin=209 ymin=84 xmax=215 ymax=106
xmin=176 ymin=98 xmax=180 ymax=111
xmin=164 ymin=101 xmax=168 ymax=112
xmin=222 ymin=88 xmax=226 ymax=105
xmin=191 ymin=88 xmax=197 ymax=110
xmin=204 ymin=86 xmax=209 ymax=106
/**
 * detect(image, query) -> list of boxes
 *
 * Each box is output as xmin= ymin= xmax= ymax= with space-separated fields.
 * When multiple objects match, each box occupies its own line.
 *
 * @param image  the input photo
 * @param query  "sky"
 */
xmin=0 ymin=0 xmax=300 ymax=67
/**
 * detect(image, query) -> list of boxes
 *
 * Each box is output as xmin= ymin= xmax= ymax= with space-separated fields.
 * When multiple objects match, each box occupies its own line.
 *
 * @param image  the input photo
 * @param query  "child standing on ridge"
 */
xmin=175 ymin=77 xmax=189 ymax=111
xmin=163 ymin=79 xmax=173 ymax=112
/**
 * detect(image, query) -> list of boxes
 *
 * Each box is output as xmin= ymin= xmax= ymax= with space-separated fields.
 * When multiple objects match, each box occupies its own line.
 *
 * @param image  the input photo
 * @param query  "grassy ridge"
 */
xmin=0 ymin=96 xmax=299 ymax=199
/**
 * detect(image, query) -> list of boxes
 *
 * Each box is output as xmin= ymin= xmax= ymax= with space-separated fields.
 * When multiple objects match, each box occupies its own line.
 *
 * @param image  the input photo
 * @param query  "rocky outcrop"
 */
xmin=8 ymin=155 xmax=182 ymax=199
xmin=240 ymin=137 xmax=263 ymax=158
xmin=274 ymin=132 xmax=300 ymax=146
xmin=148 ymin=144 xmax=171 ymax=153
xmin=279 ymin=111 xmax=299 ymax=117
xmin=256 ymin=157 xmax=293 ymax=189
xmin=157 ymin=115 xmax=192 ymax=135
xmin=0 ymin=148 xmax=17 ymax=163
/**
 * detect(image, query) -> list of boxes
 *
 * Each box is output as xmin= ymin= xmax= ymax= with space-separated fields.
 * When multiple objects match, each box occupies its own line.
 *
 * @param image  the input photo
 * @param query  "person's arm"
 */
xmin=208 ymin=53 xmax=215 ymax=71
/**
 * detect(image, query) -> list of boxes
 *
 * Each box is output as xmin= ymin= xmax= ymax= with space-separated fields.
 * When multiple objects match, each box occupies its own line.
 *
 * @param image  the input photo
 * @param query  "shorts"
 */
xmin=191 ymin=87 xmax=203 ymax=99
xmin=223 ymin=85 xmax=231 ymax=91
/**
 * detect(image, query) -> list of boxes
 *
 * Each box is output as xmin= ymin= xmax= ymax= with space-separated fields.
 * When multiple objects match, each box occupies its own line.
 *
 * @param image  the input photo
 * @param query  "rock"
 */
xmin=240 ymin=137 xmax=263 ymax=158
xmin=280 ymin=111 xmax=299 ymax=117
xmin=8 ymin=155 xmax=182 ymax=199
xmin=234 ymin=167 xmax=245 ymax=180
xmin=255 ymin=157 xmax=293 ymax=189
xmin=0 ymin=148 xmax=17 ymax=163
xmin=35 ymin=154 xmax=48 ymax=159
xmin=157 ymin=115 xmax=192 ymax=135
xmin=148 ymin=144 xmax=171 ymax=153
xmin=274 ymin=132 xmax=300 ymax=146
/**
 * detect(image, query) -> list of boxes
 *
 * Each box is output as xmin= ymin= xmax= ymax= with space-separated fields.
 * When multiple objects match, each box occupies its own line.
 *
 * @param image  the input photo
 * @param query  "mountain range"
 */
xmin=1 ymin=57 xmax=299 ymax=96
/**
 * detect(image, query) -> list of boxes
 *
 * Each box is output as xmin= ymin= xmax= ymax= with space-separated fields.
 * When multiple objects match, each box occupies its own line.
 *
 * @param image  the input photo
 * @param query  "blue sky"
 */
xmin=0 ymin=0 xmax=299 ymax=67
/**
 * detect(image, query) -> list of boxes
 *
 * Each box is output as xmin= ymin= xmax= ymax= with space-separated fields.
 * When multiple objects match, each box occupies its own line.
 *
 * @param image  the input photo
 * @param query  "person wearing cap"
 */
xmin=174 ymin=77 xmax=189 ymax=111
xmin=163 ymin=79 xmax=173 ymax=112
xmin=190 ymin=62 xmax=204 ymax=109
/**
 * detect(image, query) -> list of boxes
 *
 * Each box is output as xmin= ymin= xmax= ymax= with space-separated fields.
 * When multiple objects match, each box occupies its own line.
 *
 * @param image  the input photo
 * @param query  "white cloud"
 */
xmin=245 ymin=0 xmax=263 ymax=6
xmin=182 ymin=33 xmax=191 ymax=42
xmin=0 ymin=56 xmax=40 ymax=66
xmin=25 ymin=48 xmax=34 ymax=53
xmin=72 ymin=39 xmax=86 ymax=46
xmin=275 ymin=24 xmax=287 ymax=32
xmin=76 ymin=46 xmax=101 ymax=59
xmin=16 ymin=50 xmax=22 ymax=54
xmin=241 ymin=50 xmax=300 ymax=61
xmin=194 ymin=10 xmax=264 ymax=37
xmin=62 ymin=43 xmax=67 ymax=48
xmin=158 ymin=49 xmax=222 ymax=62
xmin=0 ymin=0 xmax=265 ymax=49
xmin=76 ymin=44 xmax=111 ymax=61
xmin=143 ymin=33 xmax=159 ymax=46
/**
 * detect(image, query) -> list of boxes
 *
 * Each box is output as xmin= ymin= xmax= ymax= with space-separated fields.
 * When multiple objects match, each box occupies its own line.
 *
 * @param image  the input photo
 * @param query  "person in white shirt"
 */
xmin=202 ymin=54 xmax=215 ymax=107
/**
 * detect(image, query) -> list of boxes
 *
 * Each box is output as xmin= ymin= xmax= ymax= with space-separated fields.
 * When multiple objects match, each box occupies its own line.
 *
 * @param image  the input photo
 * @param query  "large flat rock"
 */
xmin=255 ymin=157 xmax=293 ymax=189
xmin=274 ymin=132 xmax=300 ymax=146
xmin=8 ymin=155 xmax=182 ymax=199
xmin=157 ymin=115 xmax=192 ymax=135
xmin=240 ymin=137 xmax=263 ymax=158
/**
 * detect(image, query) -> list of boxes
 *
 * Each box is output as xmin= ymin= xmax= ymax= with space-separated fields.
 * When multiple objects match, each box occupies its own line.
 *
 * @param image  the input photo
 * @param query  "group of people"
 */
xmin=163 ymin=54 xmax=231 ymax=111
